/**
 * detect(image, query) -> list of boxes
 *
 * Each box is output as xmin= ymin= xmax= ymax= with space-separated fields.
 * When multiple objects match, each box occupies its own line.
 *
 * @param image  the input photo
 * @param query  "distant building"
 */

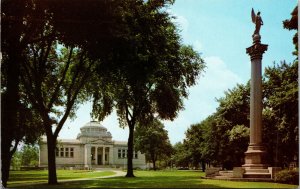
xmin=39 ymin=121 xmax=146 ymax=169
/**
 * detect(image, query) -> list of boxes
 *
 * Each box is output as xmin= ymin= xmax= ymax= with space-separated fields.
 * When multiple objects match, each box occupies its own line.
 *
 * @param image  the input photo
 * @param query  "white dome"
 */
xmin=81 ymin=121 xmax=107 ymax=130
xmin=77 ymin=121 xmax=112 ymax=140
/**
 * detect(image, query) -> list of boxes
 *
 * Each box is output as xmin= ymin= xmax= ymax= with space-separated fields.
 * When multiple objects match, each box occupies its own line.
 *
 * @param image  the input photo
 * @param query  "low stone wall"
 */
xmin=232 ymin=167 xmax=245 ymax=178
xmin=268 ymin=167 xmax=282 ymax=179
xmin=205 ymin=167 xmax=221 ymax=177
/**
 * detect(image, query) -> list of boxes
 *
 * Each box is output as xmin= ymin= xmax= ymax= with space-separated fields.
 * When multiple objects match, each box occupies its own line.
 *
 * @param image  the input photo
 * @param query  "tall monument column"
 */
xmin=243 ymin=33 xmax=268 ymax=169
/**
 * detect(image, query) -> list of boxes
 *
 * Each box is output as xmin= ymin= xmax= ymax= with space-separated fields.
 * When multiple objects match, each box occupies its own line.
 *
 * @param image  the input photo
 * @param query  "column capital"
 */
xmin=246 ymin=34 xmax=268 ymax=61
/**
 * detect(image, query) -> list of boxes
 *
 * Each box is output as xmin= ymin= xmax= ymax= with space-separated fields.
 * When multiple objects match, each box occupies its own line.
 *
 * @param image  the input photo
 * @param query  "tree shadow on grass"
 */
xmin=10 ymin=175 xmax=227 ymax=189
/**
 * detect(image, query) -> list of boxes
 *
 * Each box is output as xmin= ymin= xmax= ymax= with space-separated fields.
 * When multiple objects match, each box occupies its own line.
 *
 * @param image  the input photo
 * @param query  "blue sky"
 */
xmin=59 ymin=0 xmax=297 ymax=144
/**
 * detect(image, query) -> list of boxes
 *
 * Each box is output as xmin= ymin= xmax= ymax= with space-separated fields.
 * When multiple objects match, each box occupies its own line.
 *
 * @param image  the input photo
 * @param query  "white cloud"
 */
xmin=193 ymin=40 xmax=203 ymax=52
xmin=161 ymin=56 xmax=242 ymax=144
xmin=201 ymin=56 xmax=242 ymax=92
xmin=169 ymin=12 xmax=189 ymax=39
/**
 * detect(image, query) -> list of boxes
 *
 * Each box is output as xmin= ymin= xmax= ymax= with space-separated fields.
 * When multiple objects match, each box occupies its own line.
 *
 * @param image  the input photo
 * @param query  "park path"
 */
xmin=6 ymin=170 xmax=126 ymax=188
xmin=59 ymin=170 xmax=126 ymax=183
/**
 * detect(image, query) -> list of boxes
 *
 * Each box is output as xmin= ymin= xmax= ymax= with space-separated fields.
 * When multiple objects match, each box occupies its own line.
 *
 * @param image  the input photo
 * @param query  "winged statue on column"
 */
xmin=251 ymin=8 xmax=263 ymax=36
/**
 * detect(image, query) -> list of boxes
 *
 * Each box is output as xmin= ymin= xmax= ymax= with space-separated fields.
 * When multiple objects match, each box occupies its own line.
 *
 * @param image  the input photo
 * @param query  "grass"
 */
xmin=8 ymin=170 xmax=299 ymax=188
xmin=8 ymin=169 xmax=115 ymax=187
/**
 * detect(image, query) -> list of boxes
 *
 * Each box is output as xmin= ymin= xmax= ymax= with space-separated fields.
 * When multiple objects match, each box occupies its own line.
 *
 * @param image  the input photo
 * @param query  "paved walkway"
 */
xmin=9 ymin=170 xmax=127 ymax=188
xmin=59 ymin=170 xmax=126 ymax=183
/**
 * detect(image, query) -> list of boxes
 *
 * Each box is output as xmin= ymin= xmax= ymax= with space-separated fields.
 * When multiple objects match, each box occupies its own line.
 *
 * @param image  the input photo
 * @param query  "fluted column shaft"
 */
xmin=243 ymin=34 xmax=268 ymax=169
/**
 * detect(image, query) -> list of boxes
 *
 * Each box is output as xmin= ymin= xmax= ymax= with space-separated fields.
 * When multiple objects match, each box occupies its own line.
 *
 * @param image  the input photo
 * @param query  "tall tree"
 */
xmin=1 ymin=1 xmax=47 ymax=185
xmin=92 ymin=0 xmax=205 ymax=177
xmin=283 ymin=6 xmax=298 ymax=57
xmin=263 ymin=61 xmax=298 ymax=166
xmin=2 ymin=0 xmax=127 ymax=185
xmin=214 ymin=83 xmax=250 ymax=168
xmin=183 ymin=123 xmax=205 ymax=169
xmin=172 ymin=142 xmax=190 ymax=168
xmin=20 ymin=43 xmax=97 ymax=184
xmin=134 ymin=119 xmax=172 ymax=170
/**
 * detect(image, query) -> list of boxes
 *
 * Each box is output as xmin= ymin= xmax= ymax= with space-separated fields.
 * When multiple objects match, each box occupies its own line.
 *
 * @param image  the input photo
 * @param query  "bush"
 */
xmin=275 ymin=169 xmax=299 ymax=185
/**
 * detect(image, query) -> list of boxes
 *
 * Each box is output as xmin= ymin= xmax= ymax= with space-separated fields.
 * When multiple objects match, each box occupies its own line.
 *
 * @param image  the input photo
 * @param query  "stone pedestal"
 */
xmin=243 ymin=34 xmax=268 ymax=170
xmin=243 ymin=145 xmax=268 ymax=169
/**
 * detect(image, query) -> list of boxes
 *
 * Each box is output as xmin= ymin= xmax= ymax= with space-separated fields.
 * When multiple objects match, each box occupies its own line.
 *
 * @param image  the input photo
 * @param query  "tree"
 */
xmin=283 ymin=6 xmax=298 ymax=56
xmin=134 ymin=119 xmax=172 ymax=170
xmin=172 ymin=142 xmax=190 ymax=168
xmin=181 ymin=84 xmax=251 ymax=170
xmin=10 ymin=144 xmax=39 ymax=171
xmin=214 ymin=83 xmax=250 ymax=168
xmin=92 ymin=0 xmax=205 ymax=177
xmin=263 ymin=61 xmax=298 ymax=167
xmin=21 ymin=145 xmax=39 ymax=167
xmin=2 ymin=0 xmax=128 ymax=185
xmin=11 ymin=151 xmax=22 ymax=170
xmin=1 ymin=84 xmax=44 ymax=186
xmin=183 ymin=123 xmax=205 ymax=169
xmin=20 ymin=42 xmax=97 ymax=184
xmin=1 ymin=0 xmax=47 ymax=186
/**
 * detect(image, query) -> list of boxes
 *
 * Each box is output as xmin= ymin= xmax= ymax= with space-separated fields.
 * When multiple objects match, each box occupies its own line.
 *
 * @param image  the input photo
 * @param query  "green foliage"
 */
xmin=275 ymin=169 xmax=299 ymax=185
xmin=182 ymin=123 xmax=206 ymax=168
xmin=180 ymin=59 xmax=298 ymax=169
xmin=90 ymin=0 xmax=205 ymax=177
xmin=228 ymin=125 xmax=249 ymax=142
xmin=134 ymin=119 xmax=172 ymax=170
xmin=20 ymin=145 xmax=39 ymax=167
xmin=11 ymin=151 xmax=22 ymax=170
xmin=283 ymin=6 xmax=298 ymax=57
xmin=263 ymin=61 xmax=298 ymax=166
xmin=11 ymin=145 xmax=39 ymax=170
xmin=172 ymin=142 xmax=190 ymax=168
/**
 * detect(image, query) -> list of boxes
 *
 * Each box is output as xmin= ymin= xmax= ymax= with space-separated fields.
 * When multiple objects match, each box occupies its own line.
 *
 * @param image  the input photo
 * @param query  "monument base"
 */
xmin=242 ymin=144 xmax=268 ymax=169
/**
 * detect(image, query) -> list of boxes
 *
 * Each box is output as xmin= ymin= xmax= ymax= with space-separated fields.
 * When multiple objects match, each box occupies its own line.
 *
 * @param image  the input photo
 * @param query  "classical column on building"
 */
xmin=102 ymin=146 xmax=106 ymax=165
xmin=95 ymin=146 xmax=98 ymax=165
xmin=243 ymin=34 xmax=268 ymax=170
xmin=109 ymin=146 xmax=114 ymax=165
xmin=84 ymin=145 xmax=88 ymax=168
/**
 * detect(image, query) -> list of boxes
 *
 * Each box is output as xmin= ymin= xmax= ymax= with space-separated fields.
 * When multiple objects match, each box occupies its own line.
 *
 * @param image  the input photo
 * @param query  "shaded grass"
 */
xmin=8 ymin=170 xmax=299 ymax=188
xmin=8 ymin=170 xmax=115 ymax=187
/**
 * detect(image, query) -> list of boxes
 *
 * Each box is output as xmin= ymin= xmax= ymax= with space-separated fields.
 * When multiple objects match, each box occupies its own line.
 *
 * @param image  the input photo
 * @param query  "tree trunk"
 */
xmin=151 ymin=153 xmax=156 ymax=171
xmin=1 ymin=48 xmax=21 ymax=187
xmin=126 ymin=123 xmax=135 ymax=177
xmin=46 ymin=134 xmax=58 ymax=184
xmin=152 ymin=158 xmax=156 ymax=171
xmin=1 ymin=149 xmax=12 ymax=188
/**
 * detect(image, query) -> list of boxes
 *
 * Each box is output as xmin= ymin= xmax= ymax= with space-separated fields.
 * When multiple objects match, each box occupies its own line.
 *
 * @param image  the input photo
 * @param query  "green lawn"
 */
xmin=8 ymin=170 xmax=298 ymax=188
xmin=8 ymin=170 xmax=115 ymax=187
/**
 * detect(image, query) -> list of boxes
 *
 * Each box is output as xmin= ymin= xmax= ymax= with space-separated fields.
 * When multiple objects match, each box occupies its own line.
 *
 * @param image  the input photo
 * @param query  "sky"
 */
xmin=59 ymin=0 xmax=297 ymax=145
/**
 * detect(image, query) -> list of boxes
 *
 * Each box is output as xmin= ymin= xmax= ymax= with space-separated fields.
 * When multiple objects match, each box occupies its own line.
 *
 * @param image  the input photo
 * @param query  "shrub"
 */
xmin=275 ymin=169 xmax=299 ymax=185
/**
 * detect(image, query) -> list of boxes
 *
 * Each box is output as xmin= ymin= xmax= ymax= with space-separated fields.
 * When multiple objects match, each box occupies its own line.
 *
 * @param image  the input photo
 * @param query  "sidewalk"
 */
xmin=59 ymin=170 xmax=126 ymax=183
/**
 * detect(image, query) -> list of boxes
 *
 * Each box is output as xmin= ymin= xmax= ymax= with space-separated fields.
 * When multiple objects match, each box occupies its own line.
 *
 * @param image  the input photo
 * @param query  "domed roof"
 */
xmin=81 ymin=121 xmax=106 ymax=130
xmin=77 ymin=121 xmax=112 ymax=141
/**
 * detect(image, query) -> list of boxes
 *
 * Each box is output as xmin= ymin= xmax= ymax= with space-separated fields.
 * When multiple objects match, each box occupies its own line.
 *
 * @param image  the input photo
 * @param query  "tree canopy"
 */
xmin=2 ymin=0 xmax=204 ymax=185
xmin=91 ymin=0 xmax=205 ymax=177
xmin=134 ymin=119 xmax=172 ymax=170
xmin=180 ymin=59 xmax=297 ymax=170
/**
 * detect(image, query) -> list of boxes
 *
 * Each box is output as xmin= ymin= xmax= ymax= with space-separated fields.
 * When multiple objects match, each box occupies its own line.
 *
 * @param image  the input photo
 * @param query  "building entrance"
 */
xmin=98 ymin=155 xmax=102 ymax=165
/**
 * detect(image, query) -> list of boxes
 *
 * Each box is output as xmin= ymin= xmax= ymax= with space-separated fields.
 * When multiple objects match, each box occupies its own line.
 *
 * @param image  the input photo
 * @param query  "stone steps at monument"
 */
xmin=243 ymin=172 xmax=271 ymax=178
xmin=218 ymin=171 xmax=233 ymax=177
xmin=245 ymin=169 xmax=269 ymax=173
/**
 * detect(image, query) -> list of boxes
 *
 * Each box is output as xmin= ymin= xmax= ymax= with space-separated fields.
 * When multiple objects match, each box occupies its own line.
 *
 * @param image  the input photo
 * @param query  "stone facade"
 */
xmin=39 ymin=121 xmax=146 ymax=169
